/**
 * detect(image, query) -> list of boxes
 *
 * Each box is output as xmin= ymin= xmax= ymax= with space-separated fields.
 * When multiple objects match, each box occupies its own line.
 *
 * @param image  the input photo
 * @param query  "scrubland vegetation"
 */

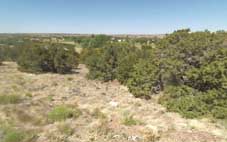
xmin=0 ymin=30 xmax=227 ymax=141
xmin=48 ymin=105 xmax=81 ymax=122
xmin=17 ymin=44 xmax=79 ymax=74
xmin=82 ymin=29 xmax=227 ymax=120
xmin=1 ymin=30 xmax=227 ymax=120
xmin=0 ymin=94 xmax=22 ymax=104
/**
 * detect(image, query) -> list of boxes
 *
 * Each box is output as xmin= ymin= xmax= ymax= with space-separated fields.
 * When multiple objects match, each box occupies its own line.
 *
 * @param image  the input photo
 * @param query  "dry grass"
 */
xmin=0 ymin=62 xmax=226 ymax=142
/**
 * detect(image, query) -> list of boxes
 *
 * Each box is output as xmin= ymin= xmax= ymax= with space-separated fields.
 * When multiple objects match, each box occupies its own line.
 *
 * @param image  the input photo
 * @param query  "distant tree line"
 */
xmin=64 ymin=34 xmax=158 ymax=48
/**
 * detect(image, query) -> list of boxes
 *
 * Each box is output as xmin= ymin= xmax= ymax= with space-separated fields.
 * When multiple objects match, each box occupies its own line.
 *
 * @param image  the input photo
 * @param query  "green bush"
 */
xmin=0 ymin=46 xmax=22 ymax=62
xmin=85 ymin=44 xmax=142 ymax=82
xmin=85 ymin=48 xmax=110 ymax=81
xmin=127 ymin=59 xmax=159 ymax=98
xmin=79 ymin=48 xmax=96 ymax=63
xmin=48 ymin=105 xmax=81 ymax=122
xmin=17 ymin=45 xmax=48 ymax=73
xmin=212 ymin=107 xmax=227 ymax=119
xmin=159 ymin=86 xmax=227 ymax=119
xmin=0 ymin=124 xmax=36 ymax=142
xmin=186 ymin=58 xmax=227 ymax=91
xmin=3 ymin=129 xmax=25 ymax=142
xmin=159 ymin=86 xmax=208 ymax=118
xmin=83 ymin=29 xmax=227 ymax=121
xmin=51 ymin=46 xmax=79 ymax=73
xmin=17 ymin=44 xmax=79 ymax=74
xmin=83 ymin=47 xmax=104 ymax=64
xmin=155 ymin=30 xmax=227 ymax=120
xmin=85 ymin=45 xmax=120 ymax=81
xmin=116 ymin=47 xmax=141 ymax=84
xmin=0 ymin=95 xmax=22 ymax=105
xmin=0 ymin=47 xmax=3 ymax=65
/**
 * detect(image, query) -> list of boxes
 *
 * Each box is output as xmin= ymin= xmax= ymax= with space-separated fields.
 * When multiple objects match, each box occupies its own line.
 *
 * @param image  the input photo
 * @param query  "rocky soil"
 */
xmin=0 ymin=62 xmax=226 ymax=142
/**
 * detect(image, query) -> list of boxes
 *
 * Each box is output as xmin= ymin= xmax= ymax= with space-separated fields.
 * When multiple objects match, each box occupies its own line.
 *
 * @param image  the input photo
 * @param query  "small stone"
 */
xmin=128 ymin=135 xmax=142 ymax=142
xmin=109 ymin=101 xmax=119 ymax=107
xmin=112 ymin=135 xmax=121 ymax=139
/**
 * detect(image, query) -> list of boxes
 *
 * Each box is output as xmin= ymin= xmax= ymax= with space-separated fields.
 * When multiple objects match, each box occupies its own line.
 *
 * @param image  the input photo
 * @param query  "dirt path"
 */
xmin=0 ymin=62 xmax=226 ymax=142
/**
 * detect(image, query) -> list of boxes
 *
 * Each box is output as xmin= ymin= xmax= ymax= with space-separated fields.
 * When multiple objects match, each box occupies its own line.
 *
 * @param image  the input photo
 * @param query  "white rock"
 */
xmin=128 ymin=135 xmax=142 ymax=142
xmin=109 ymin=101 xmax=119 ymax=107
xmin=112 ymin=135 xmax=121 ymax=139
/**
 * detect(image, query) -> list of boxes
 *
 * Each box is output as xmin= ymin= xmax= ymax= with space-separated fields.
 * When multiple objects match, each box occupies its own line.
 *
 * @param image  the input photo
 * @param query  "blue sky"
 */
xmin=0 ymin=0 xmax=227 ymax=34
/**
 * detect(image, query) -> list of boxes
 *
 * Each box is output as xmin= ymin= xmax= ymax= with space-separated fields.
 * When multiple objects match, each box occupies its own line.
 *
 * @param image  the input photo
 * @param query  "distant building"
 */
xmin=30 ymin=38 xmax=40 ymax=41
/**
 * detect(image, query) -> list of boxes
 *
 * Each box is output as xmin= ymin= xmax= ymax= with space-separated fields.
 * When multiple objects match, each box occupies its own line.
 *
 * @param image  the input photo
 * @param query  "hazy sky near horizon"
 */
xmin=0 ymin=0 xmax=227 ymax=34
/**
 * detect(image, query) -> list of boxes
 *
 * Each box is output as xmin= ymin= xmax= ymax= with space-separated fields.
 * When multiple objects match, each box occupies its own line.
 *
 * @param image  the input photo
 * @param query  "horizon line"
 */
xmin=0 ymin=28 xmax=226 ymax=35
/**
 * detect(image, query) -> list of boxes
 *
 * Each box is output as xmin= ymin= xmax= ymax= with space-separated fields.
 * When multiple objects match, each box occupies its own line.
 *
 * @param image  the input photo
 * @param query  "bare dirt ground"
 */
xmin=0 ymin=62 xmax=226 ymax=142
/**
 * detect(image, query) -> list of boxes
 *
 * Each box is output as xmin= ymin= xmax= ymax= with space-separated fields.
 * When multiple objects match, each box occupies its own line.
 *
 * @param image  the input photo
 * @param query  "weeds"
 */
xmin=0 ymin=124 xmax=36 ymax=142
xmin=122 ymin=115 xmax=143 ymax=126
xmin=0 ymin=95 xmax=22 ymax=105
xmin=48 ymin=105 xmax=81 ymax=122
xmin=58 ymin=123 xmax=74 ymax=136
xmin=92 ymin=108 xmax=106 ymax=119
